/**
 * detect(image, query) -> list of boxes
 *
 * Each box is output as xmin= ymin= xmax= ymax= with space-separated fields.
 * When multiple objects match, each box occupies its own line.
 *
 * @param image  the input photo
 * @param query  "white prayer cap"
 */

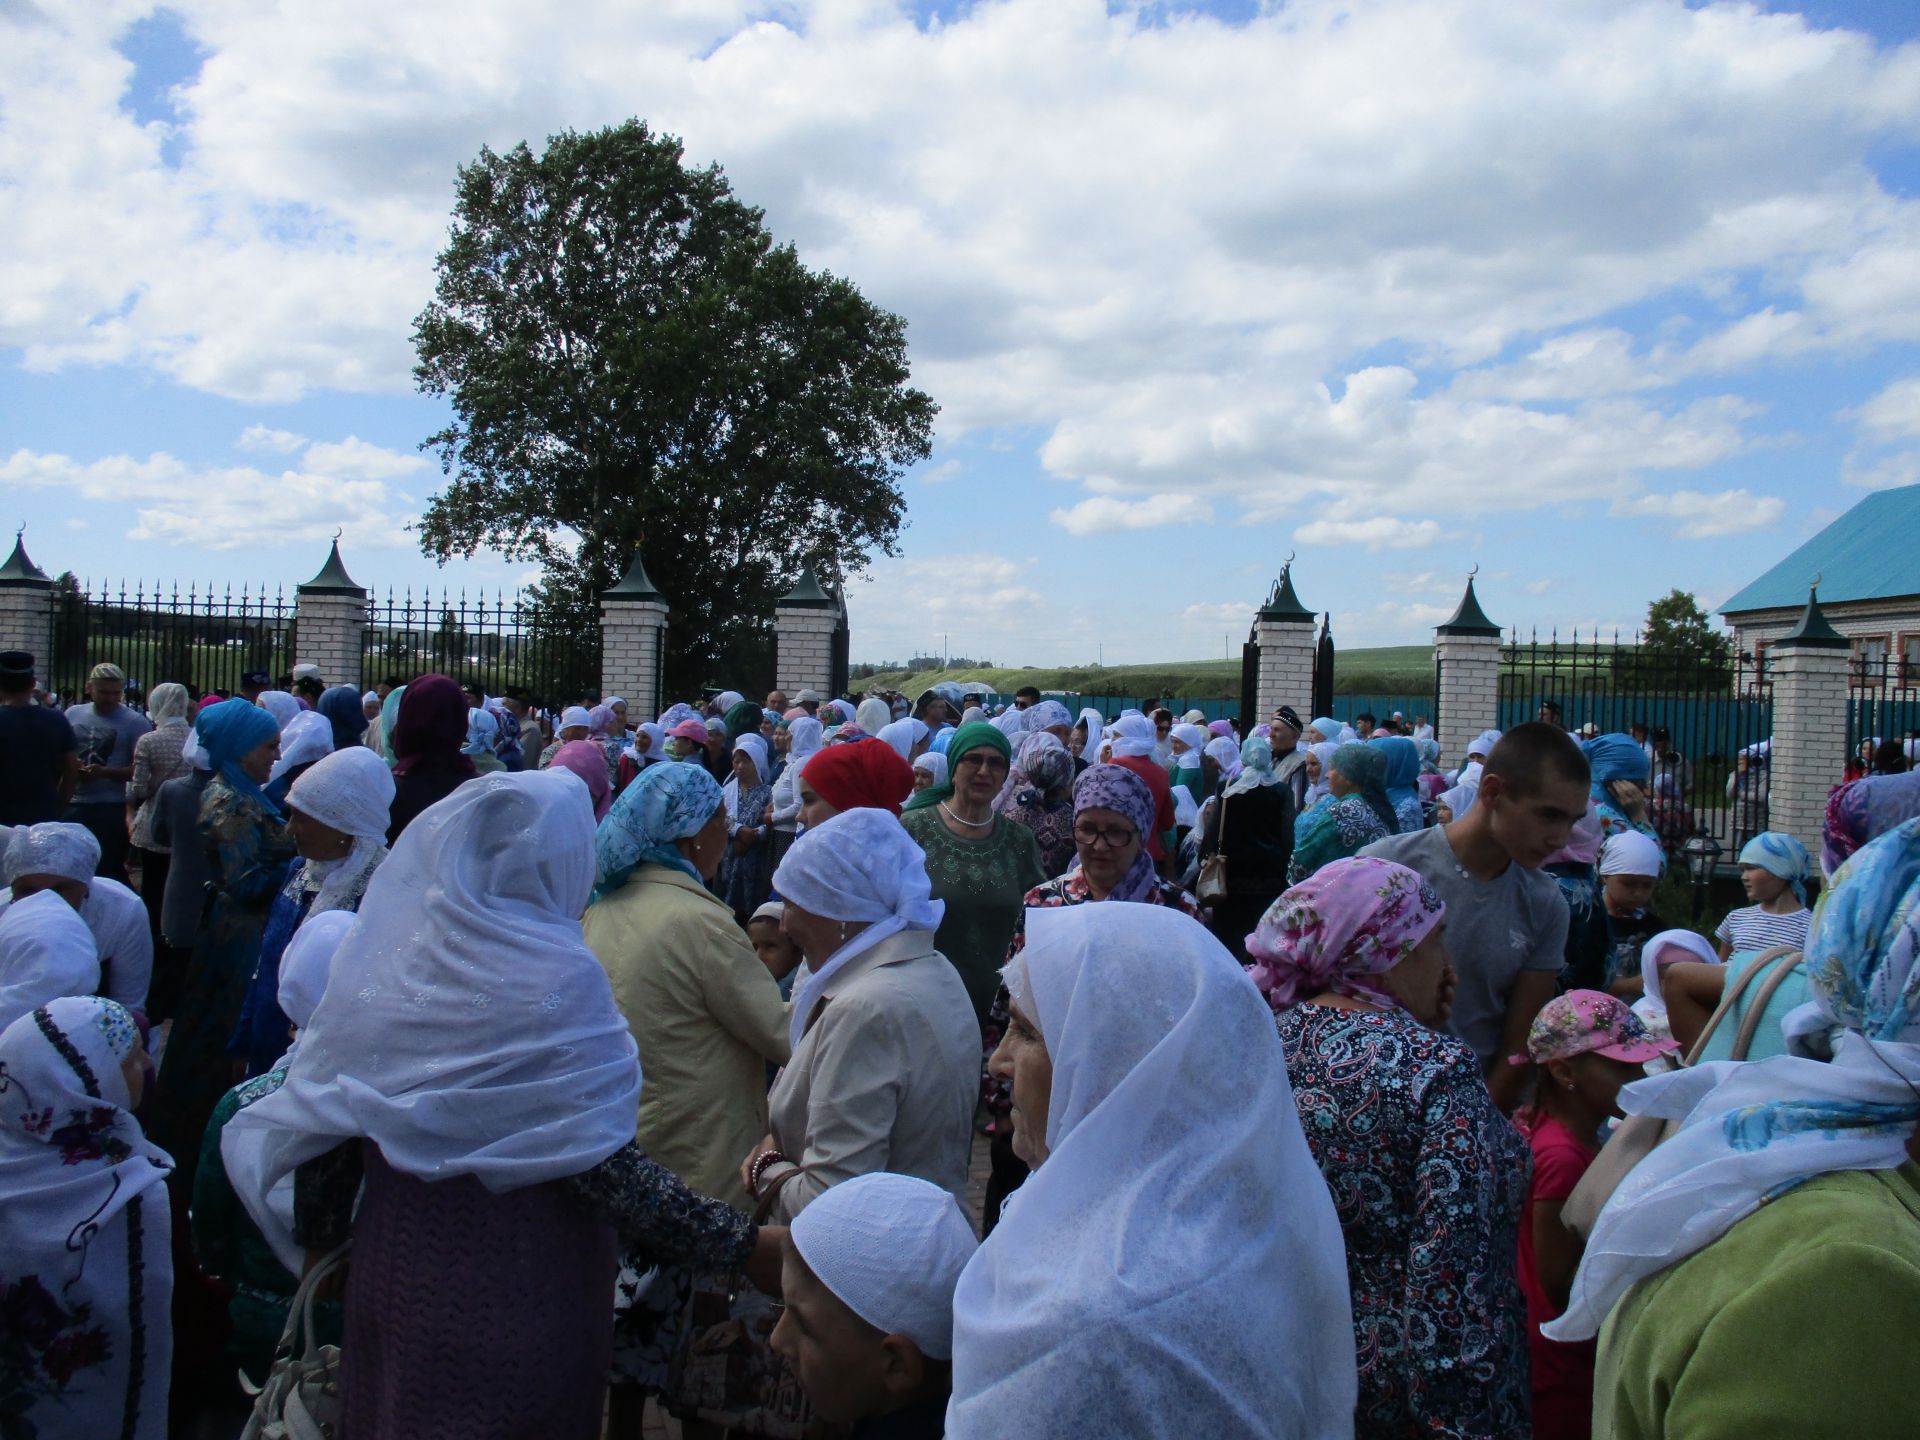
xmin=559 ymin=705 xmax=592 ymax=732
xmin=3 ymin=822 xmax=100 ymax=887
xmin=790 ymin=1172 xmax=977 ymax=1360
xmin=1599 ymin=829 xmax=1665 ymax=878
xmin=1468 ymin=728 xmax=1503 ymax=759
xmin=1106 ymin=714 xmax=1156 ymax=758
xmin=291 ymin=663 xmax=323 ymax=680
xmin=278 ymin=909 xmax=355 ymax=1031
xmin=287 ymin=745 xmax=396 ymax=843
xmin=1181 ymin=709 xmax=1205 ymax=725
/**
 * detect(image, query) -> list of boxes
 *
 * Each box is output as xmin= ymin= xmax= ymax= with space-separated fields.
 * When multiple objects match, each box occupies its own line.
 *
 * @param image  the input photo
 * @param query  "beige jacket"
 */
xmin=760 ymin=928 xmax=978 ymax=1224
xmin=582 ymin=865 xmax=790 ymax=1209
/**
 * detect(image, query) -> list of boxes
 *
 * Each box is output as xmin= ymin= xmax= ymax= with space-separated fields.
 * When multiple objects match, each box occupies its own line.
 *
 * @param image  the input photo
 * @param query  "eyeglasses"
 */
xmin=1073 ymin=822 xmax=1138 ymax=849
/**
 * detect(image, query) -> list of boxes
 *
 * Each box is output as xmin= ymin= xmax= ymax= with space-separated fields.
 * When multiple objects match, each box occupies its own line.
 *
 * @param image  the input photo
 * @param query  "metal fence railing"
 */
xmin=360 ymin=590 xmax=600 ymax=708
xmin=48 ymin=578 xmax=295 ymax=703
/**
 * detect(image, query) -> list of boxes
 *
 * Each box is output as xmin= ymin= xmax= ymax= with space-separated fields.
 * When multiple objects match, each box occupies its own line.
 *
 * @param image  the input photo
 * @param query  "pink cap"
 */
xmin=1514 ymin=989 xmax=1679 ymax=1066
xmin=667 ymin=719 xmax=709 ymax=742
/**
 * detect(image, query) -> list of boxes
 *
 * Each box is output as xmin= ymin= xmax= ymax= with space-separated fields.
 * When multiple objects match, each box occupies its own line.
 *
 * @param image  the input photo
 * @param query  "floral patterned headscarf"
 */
xmin=1243 ymin=856 xmax=1446 ymax=1011
xmin=1070 ymin=763 xmax=1160 ymax=903
xmin=591 ymin=758 xmax=721 ymax=896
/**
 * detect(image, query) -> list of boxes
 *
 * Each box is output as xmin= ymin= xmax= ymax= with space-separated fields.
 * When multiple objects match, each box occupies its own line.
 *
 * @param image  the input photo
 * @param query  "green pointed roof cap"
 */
xmin=778 ymin=563 xmax=837 ymax=610
xmin=0 ymin=531 xmax=51 ymax=587
xmin=604 ymin=548 xmax=666 ymax=604
xmin=1773 ymin=583 xmax=1848 ymax=649
xmin=1436 ymin=574 xmax=1500 ymax=636
xmin=1258 ymin=562 xmax=1314 ymax=621
xmin=297 ymin=538 xmax=365 ymax=597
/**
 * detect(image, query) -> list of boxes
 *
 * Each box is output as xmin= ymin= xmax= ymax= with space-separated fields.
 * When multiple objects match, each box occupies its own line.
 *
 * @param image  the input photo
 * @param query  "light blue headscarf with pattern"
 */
xmin=1737 ymin=830 xmax=1811 ymax=906
xmin=591 ymin=760 xmax=722 ymax=899
xmin=1548 ymin=817 xmax=1920 ymax=1343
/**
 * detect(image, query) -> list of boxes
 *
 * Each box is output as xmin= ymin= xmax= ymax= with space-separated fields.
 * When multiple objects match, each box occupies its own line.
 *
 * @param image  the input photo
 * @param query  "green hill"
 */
xmin=858 ymin=646 xmax=1439 ymax=699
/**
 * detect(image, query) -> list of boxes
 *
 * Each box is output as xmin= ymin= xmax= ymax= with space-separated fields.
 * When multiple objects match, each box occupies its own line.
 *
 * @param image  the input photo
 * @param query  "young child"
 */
xmin=1513 ymin=992 xmax=1679 ymax=1440
xmin=1595 ymin=830 xmax=1667 ymax=999
xmin=770 ymin=1172 xmax=977 ymax=1438
xmin=1713 ymin=831 xmax=1811 ymax=960
xmin=747 ymin=900 xmax=803 ymax=997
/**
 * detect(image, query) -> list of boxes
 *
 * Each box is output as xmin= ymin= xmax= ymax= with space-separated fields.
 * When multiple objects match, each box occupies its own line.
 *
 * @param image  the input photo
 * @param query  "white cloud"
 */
xmin=1049 ymin=493 xmax=1213 ymax=535
xmin=236 ymin=424 xmax=309 ymax=454
xmin=1845 ymin=375 xmax=1920 ymax=441
xmin=1179 ymin=600 xmax=1254 ymax=628
xmin=0 ymin=440 xmax=427 ymax=551
xmin=1840 ymin=448 xmax=1920 ymax=491
xmin=1610 ymin=487 xmax=1786 ymax=538
xmin=917 ymin=458 xmax=961 ymax=484
xmin=845 ymin=551 xmax=1048 ymax=661
xmin=1295 ymin=517 xmax=1444 ymax=551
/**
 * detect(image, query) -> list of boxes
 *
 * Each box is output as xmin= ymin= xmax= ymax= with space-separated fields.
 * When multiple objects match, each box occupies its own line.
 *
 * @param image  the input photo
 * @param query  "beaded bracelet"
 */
xmin=748 ymin=1148 xmax=793 ymax=1198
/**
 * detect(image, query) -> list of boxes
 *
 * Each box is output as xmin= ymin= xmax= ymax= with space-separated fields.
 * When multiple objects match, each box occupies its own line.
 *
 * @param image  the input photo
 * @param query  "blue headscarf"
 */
xmin=592 ymin=760 xmax=722 ymax=898
xmin=1738 ymin=830 xmax=1812 ymax=907
xmin=1369 ymin=736 xmax=1420 ymax=810
xmin=318 ymin=684 xmax=369 ymax=752
xmin=1331 ymin=742 xmax=1399 ymax=834
xmin=196 ymin=697 xmax=280 ymax=805
xmin=1582 ymin=732 xmax=1649 ymax=803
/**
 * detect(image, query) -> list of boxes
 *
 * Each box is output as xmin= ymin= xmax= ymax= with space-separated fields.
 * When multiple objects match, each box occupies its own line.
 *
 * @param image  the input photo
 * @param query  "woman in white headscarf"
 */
xmin=264 ymin=707 xmax=334 ymax=806
xmin=0 ymin=996 xmax=172 ymax=1440
xmin=768 ymin=715 xmax=824 ymax=865
xmin=1553 ymin=819 xmax=1920 ymax=1439
xmin=223 ymin=771 xmax=781 ymax=1440
xmin=952 ymin=903 xmax=1356 ymax=1438
xmin=127 ymin=680 xmax=194 ymax=940
xmin=226 ymin=745 xmax=397 ymax=1086
xmin=721 ymin=734 xmax=776 ymax=924
xmin=0 ymin=888 xmax=100 ymax=1030
xmin=2 ymin=820 xmax=150 ymax=1013
xmin=912 ymin=750 xmax=948 ymax=793
xmin=1070 ymin=707 xmax=1104 ymax=776
xmin=741 ymin=808 xmax=979 ymax=1225
xmin=876 ymin=715 xmax=929 ymax=763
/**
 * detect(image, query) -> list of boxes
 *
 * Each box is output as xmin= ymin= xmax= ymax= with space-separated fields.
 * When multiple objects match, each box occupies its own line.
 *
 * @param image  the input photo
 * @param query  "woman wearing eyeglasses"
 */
xmin=978 ymin=762 xmax=1207 ymax=1230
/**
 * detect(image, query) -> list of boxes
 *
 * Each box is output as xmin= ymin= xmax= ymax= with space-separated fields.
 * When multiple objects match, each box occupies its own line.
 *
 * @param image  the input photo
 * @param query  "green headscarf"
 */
xmin=901 ymin=721 xmax=1011 ymax=813
xmin=723 ymin=700 xmax=764 ymax=742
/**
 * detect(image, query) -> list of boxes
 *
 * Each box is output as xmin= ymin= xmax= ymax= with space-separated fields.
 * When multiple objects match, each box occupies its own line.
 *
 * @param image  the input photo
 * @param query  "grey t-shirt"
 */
xmin=1360 ymin=825 xmax=1568 ymax=1066
xmin=64 ymin=703 xmax=153 ymax=805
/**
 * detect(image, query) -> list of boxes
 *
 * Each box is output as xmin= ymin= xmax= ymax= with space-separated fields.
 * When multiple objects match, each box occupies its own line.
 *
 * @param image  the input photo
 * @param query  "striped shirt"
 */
xmin=1714 ymin=904 xmax=1810 ymax=956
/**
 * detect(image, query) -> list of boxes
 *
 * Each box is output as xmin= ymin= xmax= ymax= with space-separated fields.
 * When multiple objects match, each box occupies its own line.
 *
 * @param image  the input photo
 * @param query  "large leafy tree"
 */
xmin=1640 ymin=587 xmax=1732 ymax=686
xmin=413 ymin=121 xmax=936 ymax=696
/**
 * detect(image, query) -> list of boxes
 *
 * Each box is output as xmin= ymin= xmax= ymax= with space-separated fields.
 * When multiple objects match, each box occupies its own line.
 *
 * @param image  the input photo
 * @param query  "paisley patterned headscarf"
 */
xmin=1243 ymin=856 xmax=1445 ymax=1011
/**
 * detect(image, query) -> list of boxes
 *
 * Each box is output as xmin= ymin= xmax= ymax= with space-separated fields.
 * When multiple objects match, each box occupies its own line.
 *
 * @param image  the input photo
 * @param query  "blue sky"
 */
xmin=4 ymin=0 xmax=1919 ymax=664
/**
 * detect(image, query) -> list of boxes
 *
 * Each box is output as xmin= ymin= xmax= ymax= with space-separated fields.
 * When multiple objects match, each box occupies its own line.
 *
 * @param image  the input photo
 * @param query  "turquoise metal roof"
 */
xmin=1720 ymin=484 xmax=1920 ymax=615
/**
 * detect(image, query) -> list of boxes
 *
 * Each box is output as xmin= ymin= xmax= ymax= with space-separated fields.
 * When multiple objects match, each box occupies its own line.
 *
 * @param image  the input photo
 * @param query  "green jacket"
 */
xmin=1596 ymin=1160 xmax=1920 ymax=1439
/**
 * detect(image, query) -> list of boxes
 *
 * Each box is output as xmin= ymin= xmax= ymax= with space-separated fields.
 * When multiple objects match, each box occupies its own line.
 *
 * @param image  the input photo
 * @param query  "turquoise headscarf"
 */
xmin=196 ymin=697 xmax=280 ymax=806
xmin=901 ymin=721 xmax=1010 ymax=813
xmin=592 ymin=760 xmax=722 ymax=898
xmin=379 ymin=685 xmax=405 ymax=767
xmin=1368 ymin=736 xmax=1421 ymax=812
xmin=1738 ymin=830 xmax=1812 ymax=906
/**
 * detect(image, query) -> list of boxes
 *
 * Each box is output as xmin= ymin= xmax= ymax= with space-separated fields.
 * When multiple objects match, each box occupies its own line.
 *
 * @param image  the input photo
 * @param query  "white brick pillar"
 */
xmin=1766 ymin=589 xmax=1852 ymax=860
xmin=600 ymin=551 xmax=669 ymax=719
xmin=293 ymin=540 xmax=368 ymax=688
xmin=775 ymin=567 xmax=839 ymax=698
xmin=1255 ymin=617 xmax=1315 ymax=718
xmin=0 ymin=533 xmax=55 ymax=674
xmin=1434 ymin=575 xmax=1503 ymax=767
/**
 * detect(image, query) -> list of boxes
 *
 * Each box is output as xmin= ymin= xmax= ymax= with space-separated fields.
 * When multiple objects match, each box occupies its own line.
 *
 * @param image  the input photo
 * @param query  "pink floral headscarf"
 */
xmin=1244 ymin=856 xmax=1446 ymax=1011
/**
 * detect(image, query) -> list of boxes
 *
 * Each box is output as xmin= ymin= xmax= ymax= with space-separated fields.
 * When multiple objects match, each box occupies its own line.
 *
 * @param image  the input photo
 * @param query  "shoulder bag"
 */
xmin=1197 ymin=793 xmax=1230 ymax=906
xmin=239 ymin=1241 xmax=350 ymax=1440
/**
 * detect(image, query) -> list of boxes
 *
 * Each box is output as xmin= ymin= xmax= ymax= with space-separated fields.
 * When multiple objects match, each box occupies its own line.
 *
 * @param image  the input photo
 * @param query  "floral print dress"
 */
xmin=1289 ymin=794 xmax=1391 ymax=885
xmin=1277 ymin=1001 xmax=1533 ymax=1438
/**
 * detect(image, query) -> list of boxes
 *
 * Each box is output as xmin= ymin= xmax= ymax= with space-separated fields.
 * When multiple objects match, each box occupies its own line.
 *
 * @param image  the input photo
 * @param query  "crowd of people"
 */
xmin=1 ymin=643 xmax=1918 ymax=1440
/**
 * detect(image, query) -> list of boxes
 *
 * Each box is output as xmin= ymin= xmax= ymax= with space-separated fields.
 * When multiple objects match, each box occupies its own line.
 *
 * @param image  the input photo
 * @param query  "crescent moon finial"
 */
xmin=1810 ymin=571 xmax=1822 ymax=590
xmin=1468 ymin=562 xmax=1480 ymax=578
xmin=332 ymin=527 xmax=343 ymax=542
xmin=1284 ymin=550 xmax=1296 ymax=567
xmin=14 ymin=521 xmax=22 ymax=540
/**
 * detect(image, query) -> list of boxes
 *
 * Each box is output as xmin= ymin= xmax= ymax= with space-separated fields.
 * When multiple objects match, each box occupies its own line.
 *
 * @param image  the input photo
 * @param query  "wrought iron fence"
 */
xmin=48 ymin=578 xmax=295 ymax=703
xmin=360 ymin=589 xmax=600 ymax=707
xmin=1846 ymin=650 xmax=1920 ymax=765
xmin=1498 ymin=630 xmax=1774 ymax=857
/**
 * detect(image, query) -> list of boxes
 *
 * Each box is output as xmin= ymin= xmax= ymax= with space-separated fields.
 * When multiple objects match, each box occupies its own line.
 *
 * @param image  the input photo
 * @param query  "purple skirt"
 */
xmin=340 ymin=1144 xmax=616 ymax=1440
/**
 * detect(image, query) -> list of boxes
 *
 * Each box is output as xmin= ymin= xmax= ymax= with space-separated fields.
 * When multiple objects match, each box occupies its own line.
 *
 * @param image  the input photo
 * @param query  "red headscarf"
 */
xmin=801 ymin=738 xmax=914 ymax=817
xmin=390 ymin=674 xmax=476 ymax=779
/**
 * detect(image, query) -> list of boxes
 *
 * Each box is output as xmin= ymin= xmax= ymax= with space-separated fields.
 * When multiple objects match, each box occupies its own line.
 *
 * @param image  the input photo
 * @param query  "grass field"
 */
xmin=859 ymin=646 xmax=1440 ymax=699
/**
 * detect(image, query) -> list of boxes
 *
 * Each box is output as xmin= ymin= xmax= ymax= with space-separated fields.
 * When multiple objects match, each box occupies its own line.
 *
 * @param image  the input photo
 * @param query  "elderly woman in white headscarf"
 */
xmin=741 ymin=808 xmax=979 ymax=1225
xmin=3 ymin=821 xmax=150 ymax=1012
xmin=0 ymin=996 xmax=172 ymax=1440
xmin=225 ymin=745 xmax=397 ymax=1088
xmin=223 ymin=771 xmax=781 ymax=1440
xmin=1553 ymin=818 xmax=1920 ymax=1438
xmin=721 ymin=733 xmax=776 ymax=923
xmin=912 ymin=750 xmax=948 ymax=793
xmin=952 ymin=903 xmax=1356 ymax=1438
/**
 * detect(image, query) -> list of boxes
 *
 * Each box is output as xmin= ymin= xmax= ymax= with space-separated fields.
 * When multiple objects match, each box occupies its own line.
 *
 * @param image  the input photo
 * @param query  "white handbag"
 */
xmin=240 ymin=1241 xmax=350 ymax=1440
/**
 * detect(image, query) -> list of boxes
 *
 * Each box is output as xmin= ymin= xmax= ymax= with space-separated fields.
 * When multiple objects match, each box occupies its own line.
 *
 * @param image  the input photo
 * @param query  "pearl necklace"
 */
xmin=939 ymin=801 xmax=995 ymax=830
